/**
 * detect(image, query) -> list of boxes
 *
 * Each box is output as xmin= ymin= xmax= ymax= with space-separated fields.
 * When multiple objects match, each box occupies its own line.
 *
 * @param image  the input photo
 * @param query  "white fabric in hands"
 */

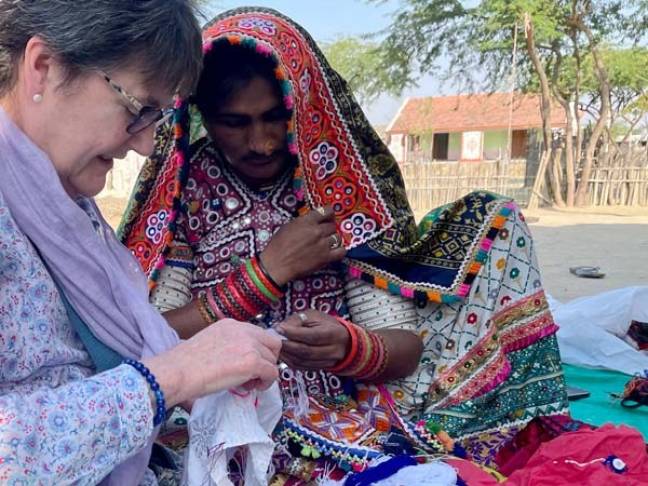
xmin=183 ymin=383 xmax=283 ymax=486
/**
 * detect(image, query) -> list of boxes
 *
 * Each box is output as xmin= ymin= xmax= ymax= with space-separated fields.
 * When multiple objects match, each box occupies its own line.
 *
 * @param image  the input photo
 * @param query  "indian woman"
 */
xmin=120 ymin=7 xmax=569 ymax=483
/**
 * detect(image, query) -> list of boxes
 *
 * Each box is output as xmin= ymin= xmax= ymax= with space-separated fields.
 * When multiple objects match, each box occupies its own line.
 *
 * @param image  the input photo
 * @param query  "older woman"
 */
xmin=121 ymin=7 xmax=569 ymax=483
xmin=0 ymin=2 xmax=281 ymax=485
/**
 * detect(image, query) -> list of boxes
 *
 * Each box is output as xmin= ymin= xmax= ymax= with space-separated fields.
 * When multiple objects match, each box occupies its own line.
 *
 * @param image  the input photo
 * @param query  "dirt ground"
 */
xmin=98 ymin=196 xmax=647 ymax=303
xmin=524 ymin=206 xmax=648 ymax=303
xmin=97 ymin=196 xmax=127 ymax=230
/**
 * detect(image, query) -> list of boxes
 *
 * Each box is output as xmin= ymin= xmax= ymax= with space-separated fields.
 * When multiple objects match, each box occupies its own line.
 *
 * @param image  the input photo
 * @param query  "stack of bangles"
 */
xmin=196 ymin=256 xmax=286 ymax=323
xmin=328 ymin=318 xmax=389 ymax=381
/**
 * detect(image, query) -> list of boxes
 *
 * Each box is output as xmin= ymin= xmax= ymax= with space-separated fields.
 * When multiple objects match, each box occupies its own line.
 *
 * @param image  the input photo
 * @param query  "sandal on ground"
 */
xmin=569 ymin=266 xmax=605 ymax=279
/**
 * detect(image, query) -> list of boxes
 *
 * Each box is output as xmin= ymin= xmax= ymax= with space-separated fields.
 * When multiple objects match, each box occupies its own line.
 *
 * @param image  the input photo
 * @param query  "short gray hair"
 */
xmin=0 ymin=0 xmax=203 ymax=97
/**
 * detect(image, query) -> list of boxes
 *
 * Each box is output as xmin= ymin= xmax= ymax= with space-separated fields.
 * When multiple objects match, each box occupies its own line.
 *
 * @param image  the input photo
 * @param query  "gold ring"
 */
xmin=315 ymin=207 xmax=326 ymax=216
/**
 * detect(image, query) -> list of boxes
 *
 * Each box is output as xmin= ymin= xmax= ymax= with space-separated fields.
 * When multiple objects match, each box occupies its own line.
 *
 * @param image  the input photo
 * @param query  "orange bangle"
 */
xmin=358 ymin=333 xmax=388 ymax=381
xmin=355 ymin=332 xmax=380 ymax=378
xmin=344 ymin=328 xmax=373 ymax=377
xmin=329 ymin=318 xmax=359 ymax=374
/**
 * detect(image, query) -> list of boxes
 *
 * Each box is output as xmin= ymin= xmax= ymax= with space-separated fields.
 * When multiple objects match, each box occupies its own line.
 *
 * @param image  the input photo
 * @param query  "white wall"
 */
xmin=461 ymin=131 xmax=483 ymax=160
xmin=388 ymin=133 xmax=406 ymax=163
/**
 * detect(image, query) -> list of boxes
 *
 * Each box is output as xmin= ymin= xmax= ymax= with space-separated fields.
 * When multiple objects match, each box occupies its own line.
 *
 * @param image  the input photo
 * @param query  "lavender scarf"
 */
xmin=0 ymin=107 xmax=179 ymax=484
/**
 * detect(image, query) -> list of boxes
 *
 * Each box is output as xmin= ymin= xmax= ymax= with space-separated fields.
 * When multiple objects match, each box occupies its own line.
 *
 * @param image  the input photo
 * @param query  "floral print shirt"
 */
xmin=0 ymin=192 xmax=155 ymax=485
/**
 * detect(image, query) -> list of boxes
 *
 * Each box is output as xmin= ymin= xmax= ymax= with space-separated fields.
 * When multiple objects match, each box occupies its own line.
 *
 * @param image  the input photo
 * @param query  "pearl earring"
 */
xmin=32 ymin=93 xmax=43 ymax=103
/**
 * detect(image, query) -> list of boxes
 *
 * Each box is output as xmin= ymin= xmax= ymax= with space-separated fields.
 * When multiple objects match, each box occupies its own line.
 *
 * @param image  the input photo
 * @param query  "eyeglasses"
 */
xmin=99 ymin=71 xmax=174 ymax=135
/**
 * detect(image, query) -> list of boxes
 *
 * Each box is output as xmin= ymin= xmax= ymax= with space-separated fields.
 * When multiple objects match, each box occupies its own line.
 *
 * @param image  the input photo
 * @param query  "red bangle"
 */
xmin=329 ymin=318 xmax=359 ymax=374
xmin=240 ymin=262 xmax=275 ymax=307
xmin=227 ymin=273 xmax=261 ymax=318
xmin=359 ymin=333 xmax=389 ymax=381
xmin=206 ymin=286 xmax=225 ymax=321
xmin=226 ymin=276 xmax=259 ymax=319
xmin=215 ymin=280 xmax=247 ymax=321
xmin=251 ymin=257 xmax=284 ymax=299
xmin=344 ymin=327 xmax=372 ymax=377
xmin=328 ymin=321 xmax=389 ymax=381
xmin=255 ymin=255 xmax=287 ymax=292
xmin=355 ymin=332 xmax=380 ymax=378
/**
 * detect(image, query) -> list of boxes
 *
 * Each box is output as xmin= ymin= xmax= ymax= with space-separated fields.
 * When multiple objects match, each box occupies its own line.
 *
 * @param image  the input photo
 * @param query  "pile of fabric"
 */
xmin=311 ymin=421 xmax=648 ymax=485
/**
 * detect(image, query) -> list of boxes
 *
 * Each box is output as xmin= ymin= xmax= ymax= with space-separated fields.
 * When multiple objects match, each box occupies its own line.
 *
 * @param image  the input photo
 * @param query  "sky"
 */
xmin=202 ymin=0 xmax=449 ymax=125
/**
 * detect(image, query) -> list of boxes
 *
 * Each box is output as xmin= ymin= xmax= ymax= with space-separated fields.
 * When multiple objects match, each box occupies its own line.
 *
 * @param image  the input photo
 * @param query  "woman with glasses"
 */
xmin=0 ymin=1 xmax=280 ymax=484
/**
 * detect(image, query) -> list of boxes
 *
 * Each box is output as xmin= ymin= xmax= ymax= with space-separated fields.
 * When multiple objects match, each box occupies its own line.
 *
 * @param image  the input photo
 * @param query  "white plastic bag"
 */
xmin=553 ymin=286 xmax=648 ymax=376
xmin=183 ymin=383 xmax=283 ymax=486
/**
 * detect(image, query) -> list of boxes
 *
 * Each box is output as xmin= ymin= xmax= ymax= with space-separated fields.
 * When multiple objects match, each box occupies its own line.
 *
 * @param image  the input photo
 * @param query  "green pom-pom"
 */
xmin=425 ymin=421 xmax=442 ymax=434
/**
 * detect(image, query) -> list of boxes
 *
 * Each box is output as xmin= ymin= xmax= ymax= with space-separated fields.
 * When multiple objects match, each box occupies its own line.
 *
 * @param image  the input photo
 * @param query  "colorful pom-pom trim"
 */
xmin=147 ymin=100 xmax=191 ymax=291
xmin=343 ymin=201 xmax=516 ymax=303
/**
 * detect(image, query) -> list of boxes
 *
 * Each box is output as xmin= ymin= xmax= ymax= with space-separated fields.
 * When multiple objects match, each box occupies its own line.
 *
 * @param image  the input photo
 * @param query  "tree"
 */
xmin=322 ymin=37 xmax=388 ymax=104
xmin=357 ymin=0 xmax=647 ymax=207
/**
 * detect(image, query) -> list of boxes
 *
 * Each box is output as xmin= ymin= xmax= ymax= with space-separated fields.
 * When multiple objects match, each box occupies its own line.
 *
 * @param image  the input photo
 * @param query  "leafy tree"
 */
xmin=358 ymin=0 xmax=647 ymax=206
xmin=322 ymin=37 xmax=388 ymax=104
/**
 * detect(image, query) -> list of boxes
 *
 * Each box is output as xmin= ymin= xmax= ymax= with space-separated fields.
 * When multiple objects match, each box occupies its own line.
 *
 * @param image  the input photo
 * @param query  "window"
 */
xmin=511 ymin=130 xmax=528 ymax=159
xmin=433 ymin=133 xmax=449 ymax=160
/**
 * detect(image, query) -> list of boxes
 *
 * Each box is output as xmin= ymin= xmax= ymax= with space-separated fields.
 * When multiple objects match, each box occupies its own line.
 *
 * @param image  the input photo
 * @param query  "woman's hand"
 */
xmin=277 ymin=310 xmax=349 ymax=370
xmin=259 ymin=207 xmax=346 ymax=287
xmin=144 ymin=319 xmax=281 ymax=407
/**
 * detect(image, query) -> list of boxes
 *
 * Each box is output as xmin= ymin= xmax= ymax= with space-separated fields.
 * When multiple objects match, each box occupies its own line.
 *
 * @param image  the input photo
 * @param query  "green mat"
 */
xmin=563 ymin=364 xmax=647 ymax=440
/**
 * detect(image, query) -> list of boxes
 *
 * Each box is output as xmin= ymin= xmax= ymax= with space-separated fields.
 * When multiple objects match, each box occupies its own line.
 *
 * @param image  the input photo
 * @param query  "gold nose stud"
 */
xmin=264 ymin=141 xmax=275 ymax=155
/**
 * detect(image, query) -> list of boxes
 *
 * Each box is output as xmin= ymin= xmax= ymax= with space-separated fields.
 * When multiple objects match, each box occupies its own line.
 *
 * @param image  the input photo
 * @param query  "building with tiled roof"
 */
xmin=386 ymin=92 xmax=570 ymax=164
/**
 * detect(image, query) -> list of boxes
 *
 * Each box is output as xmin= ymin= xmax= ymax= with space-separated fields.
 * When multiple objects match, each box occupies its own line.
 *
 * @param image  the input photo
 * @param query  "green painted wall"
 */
xmin=483 ymin=130 xmax=508 ymax=159
xmin=420 ymin=133 xmax=433 ymax=153
xmin=448 ymin=132 xmax=461 ymax=160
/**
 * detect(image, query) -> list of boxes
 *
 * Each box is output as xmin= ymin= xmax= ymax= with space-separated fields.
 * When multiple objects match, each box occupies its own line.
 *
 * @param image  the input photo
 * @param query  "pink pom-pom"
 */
xmin=154 ymin=257 xmax=166 ymax=270
xmin=349 ymin=267 xmax=362 ymax=278
xmin=401 ymin=287 xmax=414 ymax=299
xmin=457 ymin=283 xmax=471 ymax=297
xmin=480 ymin=238 xmax=493 ymax=251
xmin=255 ymin=43 xmax=272 ymax=56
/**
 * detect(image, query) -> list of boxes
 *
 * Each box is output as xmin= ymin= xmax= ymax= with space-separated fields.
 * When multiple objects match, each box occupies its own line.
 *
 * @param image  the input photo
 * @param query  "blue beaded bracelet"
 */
xmin=123 ymin=359 xmax=167 ymax=427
